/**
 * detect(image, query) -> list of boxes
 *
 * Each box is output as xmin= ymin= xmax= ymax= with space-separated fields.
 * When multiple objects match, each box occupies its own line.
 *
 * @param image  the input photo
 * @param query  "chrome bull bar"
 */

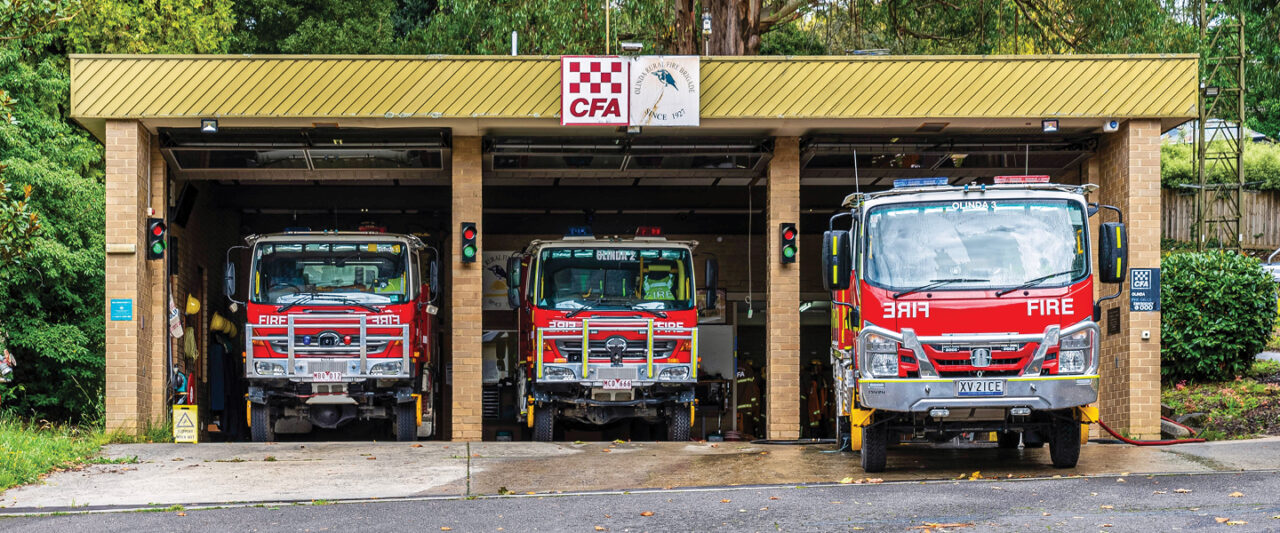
xmin=535 ymin=318 xmax=698 ymax=382
xmin=858 ymin=320 xmax=1101 ymax=379
xmin=245 ymin=313 xmax=411 ymax=380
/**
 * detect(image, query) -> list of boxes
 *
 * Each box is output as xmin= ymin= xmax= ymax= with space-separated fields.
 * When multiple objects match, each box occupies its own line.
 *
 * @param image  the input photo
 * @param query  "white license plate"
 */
xmin=602 ymin=378 xmax=633 ymax=390
xmin=956 ymin=379 xmax=1004 ymax=397
xmin=312 ymin=371 xmax=344 ymax=382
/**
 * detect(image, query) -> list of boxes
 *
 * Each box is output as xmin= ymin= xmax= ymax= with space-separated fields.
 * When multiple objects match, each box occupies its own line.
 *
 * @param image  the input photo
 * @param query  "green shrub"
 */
xmin=1162 ymin=251 xmax=1279 ymax=382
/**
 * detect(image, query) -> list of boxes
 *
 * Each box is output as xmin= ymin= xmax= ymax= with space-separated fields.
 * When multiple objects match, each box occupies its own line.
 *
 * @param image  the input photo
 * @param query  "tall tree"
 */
xmin=670 ymin=0 xmax=817 ymax=55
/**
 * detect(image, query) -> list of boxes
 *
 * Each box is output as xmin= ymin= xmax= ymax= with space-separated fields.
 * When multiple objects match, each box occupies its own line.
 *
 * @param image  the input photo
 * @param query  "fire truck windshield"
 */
xmin=865 ymin=199 xmax=1087 ymax=292
xmin=535 ymin=248 xmax=695 ymax=311
xmin=250 ymin=242 xmax=410 ymax=305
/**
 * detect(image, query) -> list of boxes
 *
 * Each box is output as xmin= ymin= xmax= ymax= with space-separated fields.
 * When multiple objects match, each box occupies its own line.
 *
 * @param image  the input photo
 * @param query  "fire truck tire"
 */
xmin=997 ymin=431 xmax=1022 ymax=449
xmin=393 ymin=402 xmax=416 ymax=442
xmin=250 ymin=403 xmax=275 ymax=443
xmin=1049 ymin=414 xmax=1081 ymax=468
xmin=860 ymin=423 xmax=887 ymax=473
xmin=667 ymin=407 xmax=691 ymax=441
xmin=533 ymin=405 xmax=555 ymax=442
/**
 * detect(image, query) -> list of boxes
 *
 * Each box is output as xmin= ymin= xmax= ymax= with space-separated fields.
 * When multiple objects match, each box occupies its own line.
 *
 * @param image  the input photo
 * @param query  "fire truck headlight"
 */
xmin=863 ymin=333 xmax=899 ymax=377
xmin=544 ymin=366 xmax=576 ymax=381
xmin=255 ymin=361 xmax=285 ymax=376
xmin=369 ymin=361 xmax=402 ymax=376
xmin=1057 ymin=330 xmax=1092 ymax=374
xmin=658 ymin=366 xmax=691 ymax=381
xmin=1058 ymin=350 xmax=1086 ymax=374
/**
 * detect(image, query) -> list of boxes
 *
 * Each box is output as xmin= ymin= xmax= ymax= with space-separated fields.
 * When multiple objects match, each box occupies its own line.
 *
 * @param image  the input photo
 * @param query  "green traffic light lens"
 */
xmin=463 ymin=245 xmax=476 ymax=258
xmin=152 ymin=242 xmax=165 ymax=254
xmin=783 ymin=246 xmax=795 ymax=258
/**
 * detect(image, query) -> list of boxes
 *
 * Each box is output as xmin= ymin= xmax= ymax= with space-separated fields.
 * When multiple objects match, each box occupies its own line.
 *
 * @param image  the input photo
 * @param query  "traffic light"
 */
xmin=460 ymin=222 xmax=478 ymax=263
xmin=779 ymin=223 xmax=797 ymax=264
xmin=146 ymin=218 xmax=167 ymax=260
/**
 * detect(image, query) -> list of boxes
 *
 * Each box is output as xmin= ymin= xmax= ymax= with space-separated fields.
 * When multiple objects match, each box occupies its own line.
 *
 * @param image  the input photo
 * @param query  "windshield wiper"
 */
xmin=564 ymin=298 xmax=600 ymax=319
xmin=995 ymin=270 xmax=1078 ymax=297
xmin=634 ymin=308 xmax=669 ymax=318
xmin=277 ymin=293 xmax=381 ymax=313
xmin=892 ymin=278 xmax=990 ymax=299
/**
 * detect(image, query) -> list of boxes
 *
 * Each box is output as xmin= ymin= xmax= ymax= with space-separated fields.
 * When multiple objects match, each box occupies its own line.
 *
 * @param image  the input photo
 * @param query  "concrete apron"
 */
xmin=4 ymin=438 xmax=1280 ymax=513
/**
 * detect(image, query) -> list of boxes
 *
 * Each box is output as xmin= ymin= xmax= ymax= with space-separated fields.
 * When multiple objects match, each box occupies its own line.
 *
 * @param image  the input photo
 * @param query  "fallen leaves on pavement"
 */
xmin=911 ymin=522 xmax=973 ymax=530
xmin=640 ymin=511 xmax=653 ymax=517
xmin=720 ymin=499 xmax=731 ymax=503
xmin=1174 ymin=488 xmax=1192 ymax=493
xmin=1229 ymin=491 xmax=1243 ymax=498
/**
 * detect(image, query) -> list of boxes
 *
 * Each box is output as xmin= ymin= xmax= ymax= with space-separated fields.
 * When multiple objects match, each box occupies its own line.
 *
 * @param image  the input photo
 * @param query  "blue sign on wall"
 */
xmin=1130 ymin=268 xmax=1160 ymax=312
xmin=110 ymin=299 xmax=133 ymax=321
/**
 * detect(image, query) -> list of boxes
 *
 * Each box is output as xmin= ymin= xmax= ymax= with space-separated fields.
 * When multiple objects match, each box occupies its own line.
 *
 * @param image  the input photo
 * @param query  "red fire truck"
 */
xmin=226 ymin=231 xmax=441 ymax=442
xmin=822 ymin=176 xmax=1127 ymax=472
xmin=505 ymin=227 xmax=717 ymax=441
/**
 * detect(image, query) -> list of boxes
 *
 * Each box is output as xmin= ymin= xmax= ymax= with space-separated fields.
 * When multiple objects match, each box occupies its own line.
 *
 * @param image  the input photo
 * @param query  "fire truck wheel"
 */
xmin=667 ymin=407 xmax=691 ymax=441
xmin=250 ymin=403 xmax=275 ymax=443
xmin=997 ymin=431 xmax=1022 ymax=449
xmin=860 ymin=423 xmax=887 ymax=473
xmin=1048 ymin=414 xmax=1081 ymax=468
xmin=393 ymin=402 xmax=417 ymax=442
xmin=533 ymin=405 xmax=555 ymax=442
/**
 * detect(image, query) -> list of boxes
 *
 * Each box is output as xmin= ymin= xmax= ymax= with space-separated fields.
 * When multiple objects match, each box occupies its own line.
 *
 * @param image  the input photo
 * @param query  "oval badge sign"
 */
xmin=629 ymin=56 xmax=700 ymax=127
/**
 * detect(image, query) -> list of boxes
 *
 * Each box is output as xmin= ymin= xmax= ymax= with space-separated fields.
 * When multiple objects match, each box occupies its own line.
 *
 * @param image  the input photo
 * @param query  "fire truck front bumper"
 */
xmin=857 ymin=375 xmax=1099 ymax=412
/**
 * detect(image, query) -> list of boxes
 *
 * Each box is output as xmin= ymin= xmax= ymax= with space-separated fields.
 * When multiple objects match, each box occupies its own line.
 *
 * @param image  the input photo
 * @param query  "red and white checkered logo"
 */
xmin=561 ymin=57 xmax=628 ymax=126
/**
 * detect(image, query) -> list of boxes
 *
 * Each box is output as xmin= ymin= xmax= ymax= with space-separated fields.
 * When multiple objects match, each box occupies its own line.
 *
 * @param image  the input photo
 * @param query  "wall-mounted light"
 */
xmin=200 ymin=119 xmax=218 ymax=134
xmin=799 ymin=301 xmax=814 ymax=313
xmin=1041 ymin=119 xmax=1059 ymax=133
xmin=1204 ymin=86 xmax=1220 ymax=97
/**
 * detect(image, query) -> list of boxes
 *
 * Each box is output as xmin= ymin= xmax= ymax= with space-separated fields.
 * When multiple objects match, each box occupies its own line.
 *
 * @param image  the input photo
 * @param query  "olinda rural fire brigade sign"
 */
xmin=560 ymin=56 xmax=700 ymax=127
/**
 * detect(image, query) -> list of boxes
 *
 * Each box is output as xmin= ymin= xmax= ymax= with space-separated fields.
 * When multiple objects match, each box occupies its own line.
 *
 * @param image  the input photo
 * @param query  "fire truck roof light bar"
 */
xmin=893 ymin=177 xmax=949 ymax=188
xmin=842 ymin=182 xmax=1095 ymax=208
xmin=993 ymin=175 xmax=1051 ymax=184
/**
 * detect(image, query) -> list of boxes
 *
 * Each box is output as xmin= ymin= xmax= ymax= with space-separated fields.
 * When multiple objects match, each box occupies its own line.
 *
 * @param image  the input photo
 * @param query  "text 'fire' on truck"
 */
xmin=505 ymin=226 xmax=719 ymax=441
xmin=226 ymin=231 xmax=442 ymax=442
xmin=822 ymin=176 xmax=1129 ymax=472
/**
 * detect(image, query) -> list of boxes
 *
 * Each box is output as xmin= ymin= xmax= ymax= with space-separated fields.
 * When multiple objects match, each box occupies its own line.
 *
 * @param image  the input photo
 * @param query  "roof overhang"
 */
xmin=70 ymin=54 xmax=1198 ymax=141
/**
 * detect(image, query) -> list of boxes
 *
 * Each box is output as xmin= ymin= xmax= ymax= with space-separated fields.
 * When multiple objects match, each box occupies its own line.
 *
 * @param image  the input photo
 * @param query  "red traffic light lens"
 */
xmin=463 ymin=228 xmax=476 ymax=239
xmin=783 ymin=229 xmax=795 ymax=240
xmin=152 ymin=225 xmax=164 ymax=236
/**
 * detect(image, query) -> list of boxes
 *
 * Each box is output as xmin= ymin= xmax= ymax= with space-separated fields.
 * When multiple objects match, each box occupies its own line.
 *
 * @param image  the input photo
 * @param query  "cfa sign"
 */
xmin=560 ymin=56 xmax=628 ymax=126
xmin=560 ymin=56 xmax=700 ymax=127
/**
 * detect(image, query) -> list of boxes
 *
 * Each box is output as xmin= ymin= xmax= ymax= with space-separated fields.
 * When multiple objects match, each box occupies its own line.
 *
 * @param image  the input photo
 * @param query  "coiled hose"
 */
xmin=1096 ymin=417 xmax=1205 ymax=445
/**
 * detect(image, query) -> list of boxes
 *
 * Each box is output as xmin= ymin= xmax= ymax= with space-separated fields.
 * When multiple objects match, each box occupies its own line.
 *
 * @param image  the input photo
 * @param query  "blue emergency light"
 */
xmin=565 ymin=226 xmax=593 ymax=237
xmin=893 ymin=177 xmax=950 ymax=188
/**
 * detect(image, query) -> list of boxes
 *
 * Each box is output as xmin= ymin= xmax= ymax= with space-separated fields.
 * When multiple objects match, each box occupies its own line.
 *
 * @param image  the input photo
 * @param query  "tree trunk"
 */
xmin=702 ymin=0 xmax=810 ymax=56
xmin=673 ymin=0 xmax=699 ymax=55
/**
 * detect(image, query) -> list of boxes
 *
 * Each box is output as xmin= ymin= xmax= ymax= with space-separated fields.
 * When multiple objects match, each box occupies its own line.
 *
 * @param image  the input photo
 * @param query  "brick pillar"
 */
xmin=105 ymin=120 xmax=164 ymax=433
xmin=1095 ymin=119 xmax=1162 ymax=440
xmin=146 ymin=142 xmax=168 ymax=425
xmin=450 ymin=136 xmax=484 ymax=441
xmin=766 ymin=137 xmax=801 ymax=440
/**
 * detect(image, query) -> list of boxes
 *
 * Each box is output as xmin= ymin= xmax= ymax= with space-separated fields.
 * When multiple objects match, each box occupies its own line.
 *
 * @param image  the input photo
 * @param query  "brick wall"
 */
xmin=451 ymin=136 xmax=484 ymax=441
xmin=1096 ymin=119 xmax=1163 ymax=439
xmin=766 ymin=137 xmax=801 ymax=440
xmin=104 ymin=120 xmax=163 ymax=432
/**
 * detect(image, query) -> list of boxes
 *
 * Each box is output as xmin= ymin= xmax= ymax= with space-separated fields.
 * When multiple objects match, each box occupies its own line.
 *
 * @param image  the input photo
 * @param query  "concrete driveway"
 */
xmin=4 ymin=437 xmax=1279 ymax=514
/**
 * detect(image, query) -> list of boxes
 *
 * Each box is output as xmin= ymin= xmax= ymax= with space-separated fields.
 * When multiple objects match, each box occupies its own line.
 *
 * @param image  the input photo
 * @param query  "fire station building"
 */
xmin=73 ymin=53 xmax=1196 ymax=441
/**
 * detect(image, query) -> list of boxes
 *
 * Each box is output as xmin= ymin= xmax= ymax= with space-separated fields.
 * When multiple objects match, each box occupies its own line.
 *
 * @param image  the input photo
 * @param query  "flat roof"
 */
xmin=71 ymin=54 xmax=1197 ymax=139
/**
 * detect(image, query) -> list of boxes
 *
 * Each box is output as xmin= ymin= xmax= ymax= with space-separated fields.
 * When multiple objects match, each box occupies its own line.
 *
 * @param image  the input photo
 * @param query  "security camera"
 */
xmin=1103 ymin=120 xmax=1120 ymax=132
xmin=620 ymin=42 xmax=644 ymax=53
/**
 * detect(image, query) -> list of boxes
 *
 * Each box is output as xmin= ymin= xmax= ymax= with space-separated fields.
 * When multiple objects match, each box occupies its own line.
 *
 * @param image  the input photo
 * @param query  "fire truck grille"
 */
xmin=555 ymin=340 xmax=677 ymax=361
xmin=596 ymin=367 xmax=638 ymax=380
xmin=307 ymin=360 xmax=349 ymax=374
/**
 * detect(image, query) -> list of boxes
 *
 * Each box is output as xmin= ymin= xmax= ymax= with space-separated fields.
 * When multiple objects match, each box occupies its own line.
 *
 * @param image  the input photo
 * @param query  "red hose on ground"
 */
xmin=1096 ymin=418 xmax=1205 ymax=445
xmin=1161 ymin=416 xmax=1198 ymax=437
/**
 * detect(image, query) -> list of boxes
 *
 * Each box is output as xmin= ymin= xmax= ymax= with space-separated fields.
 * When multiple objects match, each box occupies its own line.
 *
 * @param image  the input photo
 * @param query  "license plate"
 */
xmin=312 ymin=371 xmax=344 ymax=382
xmin=602 ymin=378 xmax=632 ymax=390
xmin=956 ymin=379 xmax=1004 ymax=397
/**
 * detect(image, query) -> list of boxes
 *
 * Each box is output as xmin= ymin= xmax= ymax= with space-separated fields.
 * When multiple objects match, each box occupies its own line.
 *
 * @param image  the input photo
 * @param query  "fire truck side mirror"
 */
xmin=506 ymin=256 xmax=522 ymax=288
xmin=223 ymin=262 xmax=236 ymax=300
xmin=703 ymin=257 xmax=719 ymax=310
xmin=429 ymin=259 xmax=440 ymax=303
xmin=1098 ymin=222 xmax=1128 ymax=284
xmin=821 ymin=230 xmax=853 ymax=291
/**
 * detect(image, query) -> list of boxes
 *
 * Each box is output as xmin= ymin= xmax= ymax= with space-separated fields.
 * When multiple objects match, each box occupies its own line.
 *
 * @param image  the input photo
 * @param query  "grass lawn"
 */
xmin=0 ymin=418 xmax=103 ymax=491
xmin=1161 ymin=359 xmax=1280 ymax=440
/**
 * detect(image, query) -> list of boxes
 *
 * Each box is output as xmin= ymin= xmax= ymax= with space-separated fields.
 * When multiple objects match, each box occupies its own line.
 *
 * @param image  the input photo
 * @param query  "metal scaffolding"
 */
xmin=1191 ymin=0 xmax=1247 ymax=250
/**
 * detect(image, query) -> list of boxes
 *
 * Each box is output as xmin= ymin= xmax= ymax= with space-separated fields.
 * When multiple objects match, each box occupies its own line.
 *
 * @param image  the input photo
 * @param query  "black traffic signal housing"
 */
xmin=146 ymin=218 xmax=167 ymax=260
xmin=460 ymin=222 xmax=478 ymax=263
xmin=780 ymin=223 xmax=797 ymax=264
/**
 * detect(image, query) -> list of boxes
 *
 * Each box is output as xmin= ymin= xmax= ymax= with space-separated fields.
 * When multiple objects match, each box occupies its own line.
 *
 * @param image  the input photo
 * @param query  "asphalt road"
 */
xmin=4 ymin=470 xmax=1279 ymax=532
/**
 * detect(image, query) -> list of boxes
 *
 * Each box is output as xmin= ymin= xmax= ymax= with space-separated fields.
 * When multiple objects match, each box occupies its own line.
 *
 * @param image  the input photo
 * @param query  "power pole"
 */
xmin=1190 ymin=0 xmax=1246 ymax=250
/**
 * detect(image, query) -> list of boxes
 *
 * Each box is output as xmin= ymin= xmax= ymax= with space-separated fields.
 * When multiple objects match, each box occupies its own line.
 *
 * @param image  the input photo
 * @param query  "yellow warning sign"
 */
xmin=173 ymin=405 xmax=198 ymax=443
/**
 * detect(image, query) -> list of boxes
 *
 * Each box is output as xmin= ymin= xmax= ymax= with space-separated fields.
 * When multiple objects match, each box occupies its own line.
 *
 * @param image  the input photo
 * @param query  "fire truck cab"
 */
xmin=506 ymin=227 xmax=717 ymax=441
xmin=227 ymin=231 xmax=441 ymax=442
xmin=822 ymin=177 xmax=1128 ymax=472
